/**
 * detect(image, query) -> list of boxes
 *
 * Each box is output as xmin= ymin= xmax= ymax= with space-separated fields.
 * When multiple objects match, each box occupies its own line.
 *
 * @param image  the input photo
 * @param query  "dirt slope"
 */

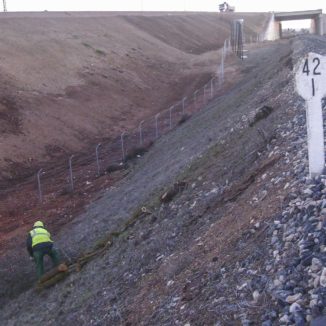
xmin=0 ymin=12 xmax=269 ymax=299
xmin=0 ymin=30 xmax=307 ymax=323
xmin=0 ymin=11 xmax=269 ymax=182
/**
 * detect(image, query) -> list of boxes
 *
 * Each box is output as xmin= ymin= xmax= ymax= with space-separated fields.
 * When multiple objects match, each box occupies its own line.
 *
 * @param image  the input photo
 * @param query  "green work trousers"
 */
xmin=33 ymin=246 xmax=60 ymax=278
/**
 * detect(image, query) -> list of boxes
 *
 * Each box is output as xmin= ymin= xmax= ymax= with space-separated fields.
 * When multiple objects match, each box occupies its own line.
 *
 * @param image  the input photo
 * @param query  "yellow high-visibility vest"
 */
xmin=30 ymin=227 xmax=53 ymax=247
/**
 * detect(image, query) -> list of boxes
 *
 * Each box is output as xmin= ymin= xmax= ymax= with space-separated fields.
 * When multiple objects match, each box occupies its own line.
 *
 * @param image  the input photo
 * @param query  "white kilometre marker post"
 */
xmin=296 ymin=53 xmax=326 ymax=178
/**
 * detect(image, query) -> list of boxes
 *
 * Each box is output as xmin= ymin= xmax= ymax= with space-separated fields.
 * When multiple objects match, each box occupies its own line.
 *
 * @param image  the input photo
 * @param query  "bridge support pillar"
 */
xmin=311 ymin=18 xmax=316 ymax=34
xmin=317 ymin=14 xmax=324 ymax=35
xmin=312 ymin=15 xmax=323 ymax=35
xmin=264 ymin=14 xmax=280 ymax=41
xmin=274 ymin=21 xmax=281 ymax=39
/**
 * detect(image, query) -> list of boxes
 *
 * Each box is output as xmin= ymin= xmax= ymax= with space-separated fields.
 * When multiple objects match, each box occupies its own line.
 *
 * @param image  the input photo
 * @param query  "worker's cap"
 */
xmin=33 ymin=221 xmax=44 ymax=228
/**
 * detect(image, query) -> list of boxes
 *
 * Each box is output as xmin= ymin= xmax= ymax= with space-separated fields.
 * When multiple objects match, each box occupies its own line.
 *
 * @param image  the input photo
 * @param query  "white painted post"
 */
xmin=296 ymin=53 xmax=326 ymax=177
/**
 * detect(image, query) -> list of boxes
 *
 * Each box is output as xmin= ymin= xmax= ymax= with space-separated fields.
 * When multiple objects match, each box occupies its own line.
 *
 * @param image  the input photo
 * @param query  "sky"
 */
xmin=3 ymin=0 xmax=326 ymax=28
xmin=3 ymin=0 xmax=325 ymax=12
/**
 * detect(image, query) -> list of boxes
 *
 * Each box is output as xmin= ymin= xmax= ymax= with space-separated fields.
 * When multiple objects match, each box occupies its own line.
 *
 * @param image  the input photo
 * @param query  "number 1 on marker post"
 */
xmin=296 ymin=53 xmax=326 ymax=178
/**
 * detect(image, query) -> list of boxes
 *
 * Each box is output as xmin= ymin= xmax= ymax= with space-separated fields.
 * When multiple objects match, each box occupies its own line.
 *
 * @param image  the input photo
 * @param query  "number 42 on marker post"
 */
xmin=296 ymin=53 xmax=326 ymax=178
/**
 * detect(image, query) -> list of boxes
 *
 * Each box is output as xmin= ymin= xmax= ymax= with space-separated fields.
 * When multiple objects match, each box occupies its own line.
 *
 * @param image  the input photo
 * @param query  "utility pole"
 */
xmin=3 ymin=0 xmax=7 ymax=12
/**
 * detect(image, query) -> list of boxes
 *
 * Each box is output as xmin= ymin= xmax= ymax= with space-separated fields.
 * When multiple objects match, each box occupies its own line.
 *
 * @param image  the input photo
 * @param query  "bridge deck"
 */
xmin=275 ymin=9 xmax=322 ymax=21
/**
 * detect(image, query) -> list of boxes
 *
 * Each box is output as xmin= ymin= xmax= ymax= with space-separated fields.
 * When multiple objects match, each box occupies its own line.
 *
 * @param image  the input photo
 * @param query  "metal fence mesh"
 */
xmin=0 ymin=33 xmax=263 ymax=220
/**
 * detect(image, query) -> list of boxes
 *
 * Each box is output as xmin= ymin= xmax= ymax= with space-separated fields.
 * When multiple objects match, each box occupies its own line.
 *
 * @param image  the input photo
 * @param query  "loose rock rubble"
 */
xmin=265 ymin=173 xmax=326 ymax=325
xmin=204 ymin=36 xmax=326 ymax=325
xmin=226 ymin=112 xmax=326 ymax=324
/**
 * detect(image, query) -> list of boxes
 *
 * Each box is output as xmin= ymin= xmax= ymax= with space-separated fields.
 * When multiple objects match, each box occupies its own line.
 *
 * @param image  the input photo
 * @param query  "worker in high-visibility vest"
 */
xmin=26 ymin=221 xmax=60 ymax=278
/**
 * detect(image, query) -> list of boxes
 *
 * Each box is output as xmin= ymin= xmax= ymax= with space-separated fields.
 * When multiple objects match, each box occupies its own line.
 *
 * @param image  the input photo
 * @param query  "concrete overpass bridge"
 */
xmin=265 ymin=9 xmax=324 ymax=40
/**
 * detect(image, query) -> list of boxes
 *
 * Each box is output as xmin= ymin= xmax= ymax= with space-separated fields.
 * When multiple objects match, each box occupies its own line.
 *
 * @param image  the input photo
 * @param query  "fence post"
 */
xmin=203 ymin=85 xmax=206 ymax=104
xmin=121 ymin=132 xmax=127 ymax=161
xmin=155 ymin=113 xmax=160 ymax=139
xmin=210 ymin=78 xmax=214 ymax=98
xmin=169 ymin=106 xmax=174 ymax=130
xmin=182 ymin=97 xmax=186 ymax=115
xmin=139 ymin=120 xmax=145 ymax=146
xmin=37 ymin=168 xmax=43 ymax=203
xmin=218 ymin=65 xmax=223 ymax=87
xmin=194 ymin=90 xmax=198 ymax=109
xmin=69 ymin=155 xmax=74 ymax=192
xmin=96 ymin=143 xmax=102 ymax=176
xmin=221 ymin=52 xmax=225 ymax=82
xmin=219 ymin=50 xmax=225 ymax=88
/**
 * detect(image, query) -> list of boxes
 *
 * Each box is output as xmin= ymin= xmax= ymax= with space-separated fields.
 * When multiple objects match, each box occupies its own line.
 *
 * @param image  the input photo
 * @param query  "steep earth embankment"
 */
xmin=3 ymin=33 xmax=326 ymax=324
xmin=0 ymin=11 xmax=271 ymax=303
xmin=0 ymin=11 xmax=269 ymax=182
xmin=0 ymin=36 xmax=290 ymax=308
